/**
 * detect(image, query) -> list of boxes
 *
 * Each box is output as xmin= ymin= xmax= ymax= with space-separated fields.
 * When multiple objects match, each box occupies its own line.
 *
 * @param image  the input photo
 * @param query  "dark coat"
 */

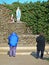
xmin=36 ymin=35 xmax=45 ymax=51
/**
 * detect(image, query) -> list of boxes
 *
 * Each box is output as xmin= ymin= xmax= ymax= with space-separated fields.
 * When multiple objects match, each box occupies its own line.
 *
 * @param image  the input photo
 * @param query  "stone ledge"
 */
xmin=0 ymin=46 xmax=49 ymax=50
xmin=0 ymin=52 xmax=49 ymax=55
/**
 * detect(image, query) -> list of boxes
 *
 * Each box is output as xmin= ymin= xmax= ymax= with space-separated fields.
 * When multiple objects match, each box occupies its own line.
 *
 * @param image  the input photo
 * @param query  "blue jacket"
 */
xmin=8 ymin=32 xmax=19 ymax=46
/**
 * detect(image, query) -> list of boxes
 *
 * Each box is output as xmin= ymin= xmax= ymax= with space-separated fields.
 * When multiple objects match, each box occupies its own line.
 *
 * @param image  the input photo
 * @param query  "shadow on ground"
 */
xmin=7 ymin=51 xmax=10 ymax=55
xmin=31 ymin=52 xmax=37 ymax=58
xmin=43 ymin=57 xmax=49 ymax=61
xmin=31 ymin=52 xmax=49 ymax=61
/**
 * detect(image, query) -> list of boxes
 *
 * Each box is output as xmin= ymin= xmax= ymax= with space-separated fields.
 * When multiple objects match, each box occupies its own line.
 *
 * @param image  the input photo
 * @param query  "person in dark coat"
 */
xmin=8 ymin=32 xmax=19 ymax=57
xmin=36 ymin=33 xmax=45 ymax=59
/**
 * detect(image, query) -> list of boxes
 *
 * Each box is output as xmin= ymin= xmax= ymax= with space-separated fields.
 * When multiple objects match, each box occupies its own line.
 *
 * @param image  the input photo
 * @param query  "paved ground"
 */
xmin=0 ymin=43 xmax=49 ymax=65
xmin=0 ymin=55 xmax=49 ymax=65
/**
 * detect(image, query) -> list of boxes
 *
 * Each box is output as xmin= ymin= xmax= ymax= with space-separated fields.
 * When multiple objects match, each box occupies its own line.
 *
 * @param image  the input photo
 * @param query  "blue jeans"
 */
xmin=9 ymin=46 xmax=16 ymax=57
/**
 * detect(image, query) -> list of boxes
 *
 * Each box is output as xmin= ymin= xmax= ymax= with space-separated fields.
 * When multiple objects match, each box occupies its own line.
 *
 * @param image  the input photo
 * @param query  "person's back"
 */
xmin=36 ymin=33 xmax=45 ymax=59
xmin=8 ymin=32 xmax=19 ymax=57
xmin=36 ymin=34 xmax=45 ymax=51
xmin=9 ymin=32 xmax=18 ymax=46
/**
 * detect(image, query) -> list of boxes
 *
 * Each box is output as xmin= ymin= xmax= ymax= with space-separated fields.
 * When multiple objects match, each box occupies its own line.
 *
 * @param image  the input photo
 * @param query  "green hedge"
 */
xmin=4 ymin=1 xmax=49 ymax=42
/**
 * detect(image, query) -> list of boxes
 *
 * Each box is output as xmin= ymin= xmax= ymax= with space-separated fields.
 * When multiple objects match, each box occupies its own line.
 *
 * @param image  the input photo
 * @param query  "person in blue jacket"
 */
xmin=8 ymin=32 xmax=19 ymax=57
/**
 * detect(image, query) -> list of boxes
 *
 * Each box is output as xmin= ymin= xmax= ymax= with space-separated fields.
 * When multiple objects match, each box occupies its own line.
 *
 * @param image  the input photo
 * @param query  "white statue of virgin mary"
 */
xmin=16 ymin=7 xmax=21 ymax=22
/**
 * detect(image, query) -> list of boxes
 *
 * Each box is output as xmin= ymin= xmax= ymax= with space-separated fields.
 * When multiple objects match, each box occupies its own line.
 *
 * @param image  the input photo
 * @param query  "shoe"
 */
xmin=40 ymin=57 xmax=43 ymax=59
xmin=9 ymin=55 xmax=12 ymax=57
xmin=13 ymin=56 xmax=15 ymax=57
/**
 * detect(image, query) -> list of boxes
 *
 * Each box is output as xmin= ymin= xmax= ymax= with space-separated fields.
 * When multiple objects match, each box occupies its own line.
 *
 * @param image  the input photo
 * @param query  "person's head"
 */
xmin=12 ymin=32 xmax=16 ymax=35
xmin=39 ymin=32 xmax=44 ymax=36
xmin=18 ymin=7 xmax=19 ymax=9
xmin=17 ymin=7 xmax=20 ymax=10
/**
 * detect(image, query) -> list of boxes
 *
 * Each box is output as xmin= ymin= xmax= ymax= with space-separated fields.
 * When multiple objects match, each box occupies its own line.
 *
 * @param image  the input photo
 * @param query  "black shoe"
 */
xmin=40 ymin=57 xmax=43 ymax=59
xmin=13 ymin=56 xmax=15 ymax=57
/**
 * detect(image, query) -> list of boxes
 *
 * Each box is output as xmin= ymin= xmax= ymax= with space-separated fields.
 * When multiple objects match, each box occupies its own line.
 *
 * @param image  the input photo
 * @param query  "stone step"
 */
xmin=0 ymin=46 xmax=49 ymax=50
xmin=0 ymin=52 xmax=49 ymax=55
xmin=0 ymin=46 xmax=49 ymax=55
xmin=0 ymin=22 xmax=27 ymax=35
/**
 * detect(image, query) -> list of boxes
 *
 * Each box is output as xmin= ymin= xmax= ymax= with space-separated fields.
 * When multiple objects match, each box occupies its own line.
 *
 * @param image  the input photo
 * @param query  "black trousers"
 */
xmin=37 ymin=49 xmax=44 ymax=58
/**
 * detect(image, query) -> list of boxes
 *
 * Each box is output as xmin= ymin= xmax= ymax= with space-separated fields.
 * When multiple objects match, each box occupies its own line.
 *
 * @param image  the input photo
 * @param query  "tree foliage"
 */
xmin=4 ymin=1 xmax=49 ymax=42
